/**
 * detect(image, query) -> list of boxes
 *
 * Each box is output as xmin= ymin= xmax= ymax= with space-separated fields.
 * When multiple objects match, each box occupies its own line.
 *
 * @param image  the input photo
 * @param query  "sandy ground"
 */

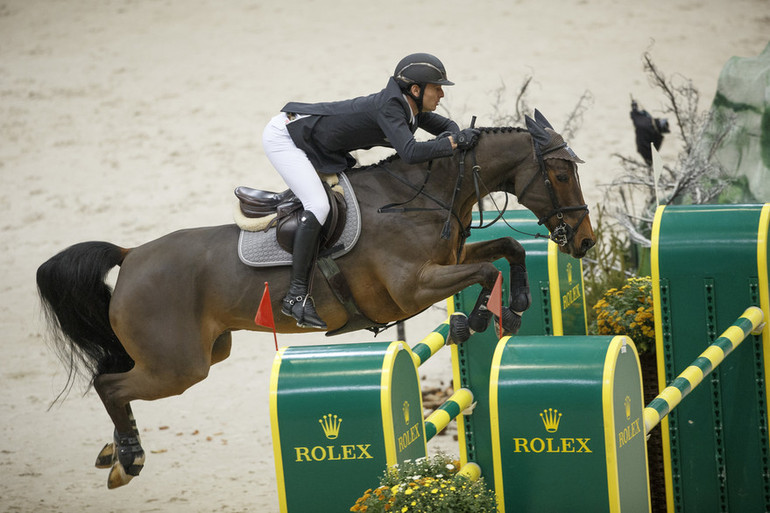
xmin=1 ymin=1 xmax=767 ymax=511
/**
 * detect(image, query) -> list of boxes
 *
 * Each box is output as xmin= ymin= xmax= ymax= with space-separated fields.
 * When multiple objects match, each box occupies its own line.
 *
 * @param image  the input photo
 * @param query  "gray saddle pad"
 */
xmin=237 ymin=173 xmax=361 ymax=267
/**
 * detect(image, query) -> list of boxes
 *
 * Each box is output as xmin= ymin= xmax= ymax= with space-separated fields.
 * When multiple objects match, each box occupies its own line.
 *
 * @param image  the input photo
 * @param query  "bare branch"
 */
xmin=514 ymin=76 xmax=532 ymax=123
xmin=561 ymin=90 xmax=594 ymax=140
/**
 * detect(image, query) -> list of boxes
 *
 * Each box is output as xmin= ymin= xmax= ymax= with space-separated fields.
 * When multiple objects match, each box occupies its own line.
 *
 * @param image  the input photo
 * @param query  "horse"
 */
xmin=36 ymin=110 xmax=595 ymax=489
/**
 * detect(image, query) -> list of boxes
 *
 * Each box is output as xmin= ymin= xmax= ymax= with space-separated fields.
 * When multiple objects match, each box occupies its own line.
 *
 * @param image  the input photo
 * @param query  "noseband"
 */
xmin=517 ymin=140 xmax=589 ymax=247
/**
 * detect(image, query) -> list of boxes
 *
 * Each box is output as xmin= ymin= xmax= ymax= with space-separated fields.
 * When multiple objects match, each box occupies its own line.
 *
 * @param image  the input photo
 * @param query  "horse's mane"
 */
xmin=354 ymin=126 xmax=528 ymax=172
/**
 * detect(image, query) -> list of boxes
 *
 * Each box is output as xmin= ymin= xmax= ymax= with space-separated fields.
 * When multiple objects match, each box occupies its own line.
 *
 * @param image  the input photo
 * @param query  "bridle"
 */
xmin=515 ymin=139 xmax=590 ymax=246
xmin=377 ymin=126 xmax=589 ymax=249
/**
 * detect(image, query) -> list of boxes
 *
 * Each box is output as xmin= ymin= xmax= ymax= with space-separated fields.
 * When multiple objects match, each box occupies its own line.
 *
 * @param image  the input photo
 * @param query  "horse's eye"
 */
xmin=556 ymin=174 xmax=569 ymax=183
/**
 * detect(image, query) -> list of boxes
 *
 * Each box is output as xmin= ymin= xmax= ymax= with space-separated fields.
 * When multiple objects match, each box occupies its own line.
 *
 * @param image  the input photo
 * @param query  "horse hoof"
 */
xmin=95 ymin=442 xmax=115 ymax=469
xmin=449 ymin=312 xmax=470 ymax=344
xmin=468 ymin=309 xmax=492 ymax=333
xmin=501 ymin=309 xmax=522 ymax=336
xmin=107 ymin=462 xmax=134 ymax=489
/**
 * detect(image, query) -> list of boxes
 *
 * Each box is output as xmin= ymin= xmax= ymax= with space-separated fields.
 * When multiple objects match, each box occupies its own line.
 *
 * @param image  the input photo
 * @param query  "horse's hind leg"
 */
xmin=91 ymin=400 xmax=145 ymax=489
xmin=93 ymin=372 xmax=147 ymax=489
xmin=92 ymin=322 xmax=216 ymax=489
xmin=93 ymin=403 xmax=140 ymax=469
xmin=94 ymin=358 xmax=212 ymax=488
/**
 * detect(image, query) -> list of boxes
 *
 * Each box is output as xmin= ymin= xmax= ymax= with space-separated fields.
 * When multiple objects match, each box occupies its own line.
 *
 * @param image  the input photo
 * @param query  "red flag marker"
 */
xmin=487 ymin=271 xmax=504 ymax=339
xmin=255 ymin=282 xmax=279 ymax=351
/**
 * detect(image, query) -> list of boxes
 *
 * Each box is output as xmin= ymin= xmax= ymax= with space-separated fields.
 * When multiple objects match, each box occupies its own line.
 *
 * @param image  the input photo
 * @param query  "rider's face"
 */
xmin=412 ymin=83 xmax=445 ymax=112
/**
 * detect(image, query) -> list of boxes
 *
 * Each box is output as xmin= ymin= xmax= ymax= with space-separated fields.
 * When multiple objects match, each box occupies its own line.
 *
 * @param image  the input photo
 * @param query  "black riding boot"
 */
xmin=281 ymin=211 xmax=327 ymax=330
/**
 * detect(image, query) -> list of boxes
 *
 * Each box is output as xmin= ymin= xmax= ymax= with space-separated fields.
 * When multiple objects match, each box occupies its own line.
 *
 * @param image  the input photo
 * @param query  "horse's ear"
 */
xmin=534 ymin=109 xmax=554 ymax=129
xmin=525 ymin=115 xmax=552 ymax=147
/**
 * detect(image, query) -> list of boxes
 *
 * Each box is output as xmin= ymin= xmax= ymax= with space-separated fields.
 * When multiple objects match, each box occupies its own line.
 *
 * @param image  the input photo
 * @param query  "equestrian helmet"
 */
xmin=393 ymin=53 xmax=454 ymax=88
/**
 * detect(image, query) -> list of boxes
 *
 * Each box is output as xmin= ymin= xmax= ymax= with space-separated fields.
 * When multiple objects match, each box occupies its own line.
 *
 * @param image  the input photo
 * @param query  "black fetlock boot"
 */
xmin=281 ymin=211 xmax=328 ymax=330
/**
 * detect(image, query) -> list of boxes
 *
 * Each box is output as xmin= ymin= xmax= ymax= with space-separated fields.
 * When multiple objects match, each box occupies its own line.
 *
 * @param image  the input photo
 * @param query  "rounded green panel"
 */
xmin=270 ymin=341 xmax=426 ymax=513
xmin=490 ymin=335 xmax=649 ymax=513
xmin=384 ymin=342 xmax=427 ymax=463
xmin=652 ymin=204 xmax=770 ymax=513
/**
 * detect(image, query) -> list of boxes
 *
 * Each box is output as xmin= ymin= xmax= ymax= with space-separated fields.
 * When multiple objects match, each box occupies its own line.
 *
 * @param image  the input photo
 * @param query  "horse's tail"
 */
xmin=36 ymin=241 xmax=134 ymax=399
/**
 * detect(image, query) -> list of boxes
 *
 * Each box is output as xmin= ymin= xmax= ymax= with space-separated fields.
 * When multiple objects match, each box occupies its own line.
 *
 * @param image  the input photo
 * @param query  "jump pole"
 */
xmin=424 ymin=388 xmax=474 ymax=441
xmin=410 ymin=318 xmax=451 ymax=368
xmin=643 ymin=306 xmax=765 ymax=434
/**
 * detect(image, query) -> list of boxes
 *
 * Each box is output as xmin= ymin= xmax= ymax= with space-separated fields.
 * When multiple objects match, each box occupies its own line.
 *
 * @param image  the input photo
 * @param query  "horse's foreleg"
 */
xmin=461 ymin=237 xmax=531 ymax=308
xmin=458 ymin=238 xmax=532 ymax=336
xmin=412 ymin=259 xmax=502 ymax=341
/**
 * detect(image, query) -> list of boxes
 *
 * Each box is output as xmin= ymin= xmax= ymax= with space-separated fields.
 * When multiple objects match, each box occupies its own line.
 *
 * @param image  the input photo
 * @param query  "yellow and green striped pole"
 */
xmin=454 ymin=462 xmax=482 ymax=483
xmin=424 ymin=388 xmax=474 ymax=441
xmin=643 ymin=306 xmax=765 ymax=435
xmin=410 ymin=318 xmax=451 ymax=368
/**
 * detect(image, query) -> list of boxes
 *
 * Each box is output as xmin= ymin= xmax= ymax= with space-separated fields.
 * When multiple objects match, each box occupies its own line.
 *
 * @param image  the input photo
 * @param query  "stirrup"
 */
xmin=282 ymin=294 xmax=327 ymax=330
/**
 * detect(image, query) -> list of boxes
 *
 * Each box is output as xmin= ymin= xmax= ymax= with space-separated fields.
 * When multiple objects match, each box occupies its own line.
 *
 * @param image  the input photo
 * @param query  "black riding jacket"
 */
xmin=282 ymin=77 xmax=459 ymax=174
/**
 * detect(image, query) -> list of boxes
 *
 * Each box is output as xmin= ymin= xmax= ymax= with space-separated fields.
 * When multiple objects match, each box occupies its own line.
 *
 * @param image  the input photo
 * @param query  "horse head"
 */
xmin=501 ymin=110 xmax=596 ymax=258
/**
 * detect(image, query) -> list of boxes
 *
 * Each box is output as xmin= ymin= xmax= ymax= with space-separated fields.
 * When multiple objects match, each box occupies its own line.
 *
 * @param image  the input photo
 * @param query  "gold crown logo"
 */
xmin=402 ymin=401 xmax=410 ymax=425
xmin=624 ymin=396 xmax=631 ymax=420
xmin=319 ymin=414 xmax=342 ymax=440
xmin=540 ymin=408 xmax=562 ymax=433
xmin=566 ymin=263 xmax=573 ymax=284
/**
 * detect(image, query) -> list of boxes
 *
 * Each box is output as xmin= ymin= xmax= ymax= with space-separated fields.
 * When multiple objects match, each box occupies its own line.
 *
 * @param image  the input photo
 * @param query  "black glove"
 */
xmin=454 ymin=128 xmax=481 ymax=150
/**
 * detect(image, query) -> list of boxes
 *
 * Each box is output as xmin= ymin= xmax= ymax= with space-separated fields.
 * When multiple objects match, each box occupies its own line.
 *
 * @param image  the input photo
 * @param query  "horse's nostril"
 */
xmin=581 ymin=238 xmax=596 ymax=252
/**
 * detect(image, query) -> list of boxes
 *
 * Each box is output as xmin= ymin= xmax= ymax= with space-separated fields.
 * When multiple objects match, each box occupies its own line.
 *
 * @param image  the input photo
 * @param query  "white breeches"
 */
xmin=262 ymin=112 xmax=330 ymax=225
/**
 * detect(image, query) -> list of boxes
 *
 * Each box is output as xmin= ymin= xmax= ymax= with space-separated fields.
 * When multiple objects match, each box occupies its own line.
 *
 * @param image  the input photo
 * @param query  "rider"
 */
xmin=262 ymin=52 xmax=481 ymax=330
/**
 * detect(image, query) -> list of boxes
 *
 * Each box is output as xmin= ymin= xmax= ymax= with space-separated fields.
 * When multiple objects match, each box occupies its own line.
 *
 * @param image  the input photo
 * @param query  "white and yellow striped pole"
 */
xmin=424 ymin=388 xmax=474 ymax=441
xmin=643 ymin=306 xmax=765 ymax=435
xmin=410 ymin=318 xmax=451 ymax=368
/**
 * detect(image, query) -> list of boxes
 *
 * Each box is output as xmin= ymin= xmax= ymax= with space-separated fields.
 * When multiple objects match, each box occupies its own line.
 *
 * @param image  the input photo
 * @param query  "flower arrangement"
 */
xmin=350 ymin=454 xmax=497 ymax=513
xmin=592 ymin=276 xmax=656 ymax=353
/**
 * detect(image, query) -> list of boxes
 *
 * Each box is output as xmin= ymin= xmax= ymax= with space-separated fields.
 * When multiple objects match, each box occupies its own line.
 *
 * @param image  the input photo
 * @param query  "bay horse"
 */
xmin=36 ymin=110 xmax=595 ymax=489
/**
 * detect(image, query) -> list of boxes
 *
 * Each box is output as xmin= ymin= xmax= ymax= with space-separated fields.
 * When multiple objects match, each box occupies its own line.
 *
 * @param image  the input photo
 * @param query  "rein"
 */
xmin=377 ymin=160 xmax=467 ymax=235
xmin=378 ymin=117 xmax=497 ymax=246
xmin=377 ymin=124 xmax=589 ymax=252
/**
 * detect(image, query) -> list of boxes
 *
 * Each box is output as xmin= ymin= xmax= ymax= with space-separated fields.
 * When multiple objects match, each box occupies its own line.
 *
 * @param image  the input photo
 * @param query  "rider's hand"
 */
xmin=454 ymin=128 xmax=481 ymax=150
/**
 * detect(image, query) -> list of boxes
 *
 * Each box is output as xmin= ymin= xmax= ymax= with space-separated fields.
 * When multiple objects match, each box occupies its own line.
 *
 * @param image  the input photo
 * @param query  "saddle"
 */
xmin=234 ymin=173 xmax=385 ymax=337
xmin=234 ymin=177 xmax=347 ymax=254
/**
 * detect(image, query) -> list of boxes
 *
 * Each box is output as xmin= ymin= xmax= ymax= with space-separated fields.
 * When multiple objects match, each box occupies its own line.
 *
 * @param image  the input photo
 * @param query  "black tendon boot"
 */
xmin=281 ymin=211 xmax=328 ymax=329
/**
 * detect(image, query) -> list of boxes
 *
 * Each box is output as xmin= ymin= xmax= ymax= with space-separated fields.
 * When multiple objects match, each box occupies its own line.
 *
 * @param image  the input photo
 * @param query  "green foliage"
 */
xmin=350 ymin=454 xmax=498 ymax=513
